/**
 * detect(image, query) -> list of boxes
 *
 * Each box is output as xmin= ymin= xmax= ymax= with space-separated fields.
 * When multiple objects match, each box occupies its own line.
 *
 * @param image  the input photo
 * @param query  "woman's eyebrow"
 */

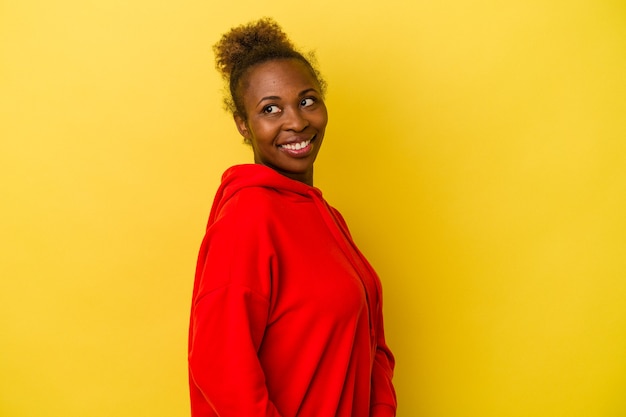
xmin=256 ymin=95 xmax=280 ymax=106
xmin=298 ymin=88 xmax=318 ymax=96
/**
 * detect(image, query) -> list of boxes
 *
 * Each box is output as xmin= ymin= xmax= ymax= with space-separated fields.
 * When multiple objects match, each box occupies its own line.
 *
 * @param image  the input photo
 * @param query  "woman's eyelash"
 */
xmin=262 ymin=97 xmax=318 ymax=113
xmin=263 ymin=105 xmax=279 ymax=113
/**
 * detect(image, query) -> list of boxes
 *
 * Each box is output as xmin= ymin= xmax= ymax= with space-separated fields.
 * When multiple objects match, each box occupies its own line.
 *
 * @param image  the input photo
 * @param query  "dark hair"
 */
xmin=213 ymin=17 xmax=327 ymax=119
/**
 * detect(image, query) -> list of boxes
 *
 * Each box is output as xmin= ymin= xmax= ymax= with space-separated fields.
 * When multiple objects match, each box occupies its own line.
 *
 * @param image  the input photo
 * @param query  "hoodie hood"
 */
xmin=207 ymin=164 xmax=323 ymax=226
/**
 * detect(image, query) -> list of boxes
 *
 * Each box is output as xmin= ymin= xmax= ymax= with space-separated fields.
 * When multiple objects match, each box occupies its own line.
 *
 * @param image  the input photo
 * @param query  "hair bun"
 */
xmin=214 ymin=17 xmax=295 ymax=80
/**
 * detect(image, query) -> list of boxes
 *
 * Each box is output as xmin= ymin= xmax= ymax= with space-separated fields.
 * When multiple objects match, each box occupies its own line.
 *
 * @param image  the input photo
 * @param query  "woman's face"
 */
xmin=234 ymin=59 xmax=328 ymax=185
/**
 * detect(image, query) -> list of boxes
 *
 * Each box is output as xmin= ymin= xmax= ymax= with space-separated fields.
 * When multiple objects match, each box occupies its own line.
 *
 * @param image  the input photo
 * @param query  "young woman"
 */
xmin=188 ymin=18 xmax=397 ymax=417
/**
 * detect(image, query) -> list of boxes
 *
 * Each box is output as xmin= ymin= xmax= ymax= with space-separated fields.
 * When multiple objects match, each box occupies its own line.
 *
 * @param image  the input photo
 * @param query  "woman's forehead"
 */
xmin=243 ymin=59 xmax=319 ymax=97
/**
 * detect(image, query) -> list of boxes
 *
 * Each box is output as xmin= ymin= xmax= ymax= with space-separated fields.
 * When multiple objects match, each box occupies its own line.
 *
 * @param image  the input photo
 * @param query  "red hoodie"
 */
xmin=188 ymin=164 xmax=396 ymax=417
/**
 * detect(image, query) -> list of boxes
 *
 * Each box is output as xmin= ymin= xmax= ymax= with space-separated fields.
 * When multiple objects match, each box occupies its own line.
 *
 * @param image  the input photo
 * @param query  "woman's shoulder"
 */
xmin=228 ymin=185 xmax=283 ymax=211
xmin=211 ymin=185 xmax=282 ymax=229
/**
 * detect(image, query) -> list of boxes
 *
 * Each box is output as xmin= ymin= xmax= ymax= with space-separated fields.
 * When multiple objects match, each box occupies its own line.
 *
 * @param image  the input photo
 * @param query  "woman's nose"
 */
xmin=282 ymin=106 xmax=309 ymax=131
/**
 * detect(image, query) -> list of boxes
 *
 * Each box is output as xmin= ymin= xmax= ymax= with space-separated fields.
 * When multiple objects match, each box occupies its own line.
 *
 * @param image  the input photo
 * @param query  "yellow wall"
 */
xmin=1 ymin=1 xmax=625 ymax=416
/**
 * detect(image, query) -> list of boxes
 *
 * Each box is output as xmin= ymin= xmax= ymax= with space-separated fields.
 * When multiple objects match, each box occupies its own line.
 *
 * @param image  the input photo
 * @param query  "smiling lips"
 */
xmin=279 ymin=137 xmax=314 ymax=156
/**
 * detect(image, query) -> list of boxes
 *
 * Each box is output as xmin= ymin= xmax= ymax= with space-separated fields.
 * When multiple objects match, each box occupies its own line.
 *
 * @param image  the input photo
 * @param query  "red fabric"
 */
xmin=188 ymin=164 xmax=396 ymax=417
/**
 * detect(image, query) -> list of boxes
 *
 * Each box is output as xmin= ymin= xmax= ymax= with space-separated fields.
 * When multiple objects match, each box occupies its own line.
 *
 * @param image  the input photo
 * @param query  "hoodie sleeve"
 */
xmin=370 ymin=301 xmax=397 ymax=417
xmin=189 ymin=285 xmax=282 ymax=417
xmin=188 ymin=197 xmax=283 ymax=417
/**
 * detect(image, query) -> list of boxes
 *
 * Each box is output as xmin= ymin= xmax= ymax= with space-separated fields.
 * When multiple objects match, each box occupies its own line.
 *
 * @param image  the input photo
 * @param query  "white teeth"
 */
xmin=281 ymin=139 xmax=310 ymax=151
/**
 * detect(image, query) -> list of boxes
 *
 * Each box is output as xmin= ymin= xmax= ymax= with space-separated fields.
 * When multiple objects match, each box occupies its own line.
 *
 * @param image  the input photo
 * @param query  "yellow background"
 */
xmin=1 ymin=0 xmax=625 ymax=416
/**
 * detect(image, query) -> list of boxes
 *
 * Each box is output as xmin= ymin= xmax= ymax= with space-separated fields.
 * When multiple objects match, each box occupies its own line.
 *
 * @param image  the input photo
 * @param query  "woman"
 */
xmin=188 ymin=18 xmax=396 ymax=417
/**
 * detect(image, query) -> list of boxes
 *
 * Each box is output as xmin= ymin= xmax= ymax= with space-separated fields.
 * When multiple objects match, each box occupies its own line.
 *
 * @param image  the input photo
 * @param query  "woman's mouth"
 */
xmin=280 ymin=139 xmax=311 ymax=151
xmin=278 ymin=137 xmax=315 ymax=157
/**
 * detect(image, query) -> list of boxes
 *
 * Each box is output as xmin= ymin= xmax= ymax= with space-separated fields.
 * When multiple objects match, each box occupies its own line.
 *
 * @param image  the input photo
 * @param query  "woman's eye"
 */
xmin=263 ymin=105 xmax=280 ymax=114
xmin=301 ymin=98 xmax=315 ymax=107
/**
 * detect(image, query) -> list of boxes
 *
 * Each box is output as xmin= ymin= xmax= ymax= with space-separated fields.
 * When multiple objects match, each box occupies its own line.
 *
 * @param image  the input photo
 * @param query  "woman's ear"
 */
xmin=234 ymin=113 xmax=251 ymax=142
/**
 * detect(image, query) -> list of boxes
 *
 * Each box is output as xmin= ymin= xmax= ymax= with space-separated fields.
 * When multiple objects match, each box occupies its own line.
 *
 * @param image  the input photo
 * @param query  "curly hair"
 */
xmin=213 ymin=17 xmax=327 ymax=119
